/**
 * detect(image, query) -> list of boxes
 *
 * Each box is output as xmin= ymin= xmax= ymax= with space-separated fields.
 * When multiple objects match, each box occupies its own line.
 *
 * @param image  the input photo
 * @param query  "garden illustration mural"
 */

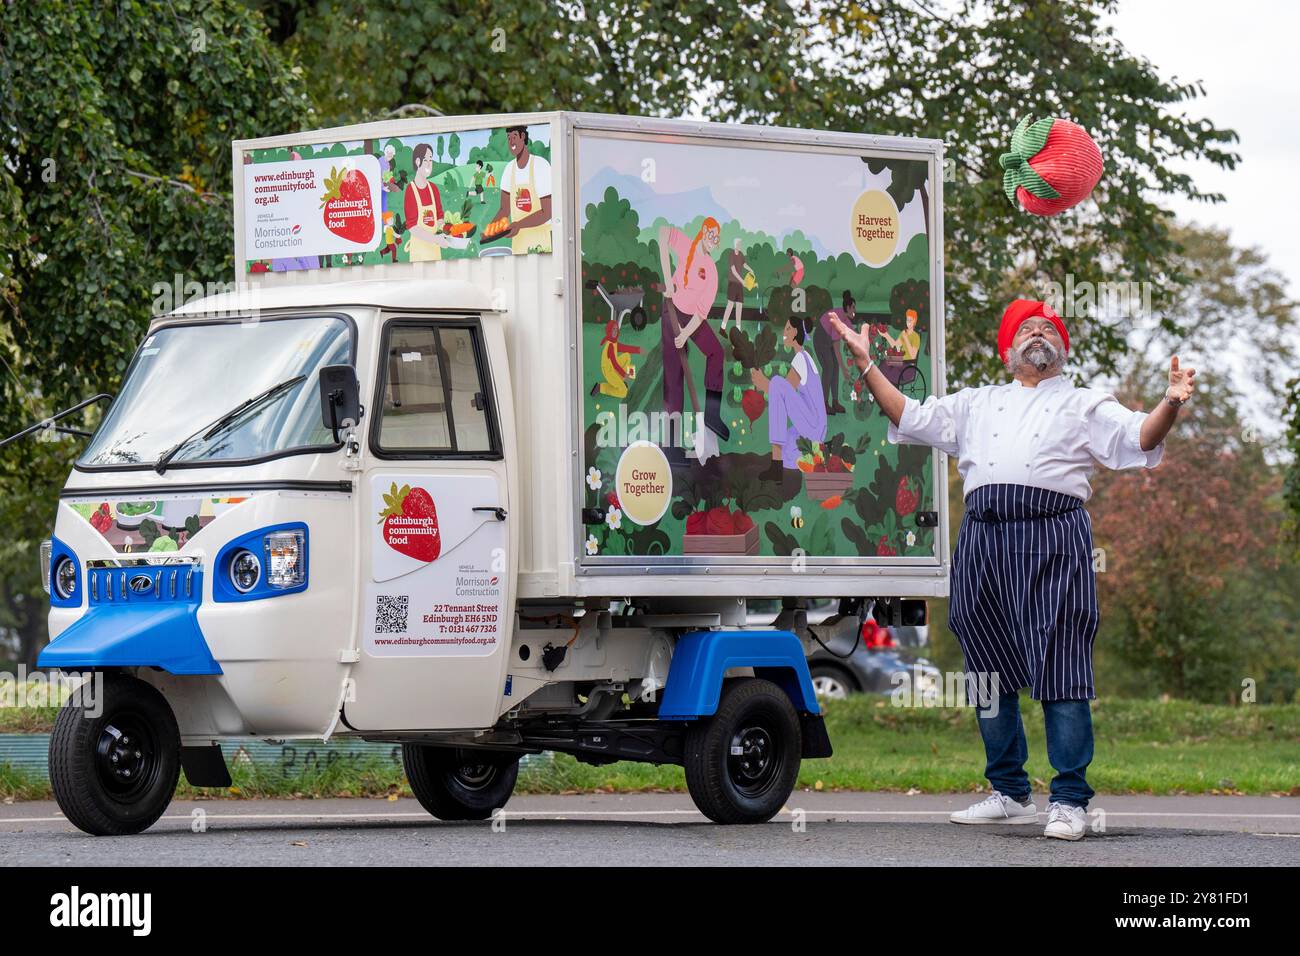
xmin=242 ymin=123 xmax=553 ymax=273
xmin=578 ymin=134 xmax=937 ymax=561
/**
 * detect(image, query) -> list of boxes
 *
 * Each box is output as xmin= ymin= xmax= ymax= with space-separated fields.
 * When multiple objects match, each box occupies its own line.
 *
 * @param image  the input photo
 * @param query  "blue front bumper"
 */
xmin=39 ymin=564 xmax=221 ymax=676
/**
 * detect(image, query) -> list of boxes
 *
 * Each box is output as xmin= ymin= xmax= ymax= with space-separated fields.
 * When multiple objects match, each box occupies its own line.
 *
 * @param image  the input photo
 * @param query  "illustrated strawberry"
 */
xmin=705 ymin=505 xmax=735 ymax=536
xmin=686 ymin=512 xmax=707 ymax=536
xmin=741 ymin=389 xmax=766 ymax=423
xmin=731 ymin=511 xmax=754 ymax=534
xmin=876 ymin=536 xmax=897 ymax=556
xmin=377 ymin=482 xmax=441 ymax=562
xmin=895 ymin=476 xmax=919 ymax=517
xmin=320 ymin=165 xmax=376 ymax=244
xmin=606 ymin=491 xmax=622 ymax=512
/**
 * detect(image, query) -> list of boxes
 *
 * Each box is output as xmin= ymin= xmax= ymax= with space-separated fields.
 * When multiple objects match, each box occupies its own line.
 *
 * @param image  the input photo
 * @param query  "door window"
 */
xmin=374 ymin=322 xmax=499 ymax=457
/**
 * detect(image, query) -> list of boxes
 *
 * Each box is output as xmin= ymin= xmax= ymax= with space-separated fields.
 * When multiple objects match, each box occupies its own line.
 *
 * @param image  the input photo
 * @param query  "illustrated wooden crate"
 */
xmin=804 ymin=470 xmax=855 ymax=501
xmin=682 ymin=523 xmax=760 ymax=556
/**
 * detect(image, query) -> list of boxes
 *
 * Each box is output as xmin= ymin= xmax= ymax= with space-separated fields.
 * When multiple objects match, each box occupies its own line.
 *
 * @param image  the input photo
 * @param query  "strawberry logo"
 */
xmin=321 ymin=166 xmax=375 ymax=244
xmin=377 ymin=482 xmax=440 ymax=563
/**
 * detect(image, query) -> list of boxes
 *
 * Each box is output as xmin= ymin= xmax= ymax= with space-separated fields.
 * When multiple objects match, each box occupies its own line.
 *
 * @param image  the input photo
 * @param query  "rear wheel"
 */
xmin=49 ymin=673 xmax=181 ymax=836
xmin=403 ymin=745 xmax=520 ymax=821
xmin=684 ymin=678 xmax=802 ymax=824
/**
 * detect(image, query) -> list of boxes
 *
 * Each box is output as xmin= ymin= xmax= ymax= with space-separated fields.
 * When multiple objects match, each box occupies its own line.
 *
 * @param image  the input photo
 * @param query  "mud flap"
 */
xmin=180 ymin=745 xmax=232 ymax=787
xmin=800 ymin=712 xmax=833 ymax=759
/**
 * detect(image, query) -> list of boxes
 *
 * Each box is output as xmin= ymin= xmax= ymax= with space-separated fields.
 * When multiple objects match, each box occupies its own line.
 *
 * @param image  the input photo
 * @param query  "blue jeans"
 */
xmin=975 ymin=691 xmax=1095 ymax=808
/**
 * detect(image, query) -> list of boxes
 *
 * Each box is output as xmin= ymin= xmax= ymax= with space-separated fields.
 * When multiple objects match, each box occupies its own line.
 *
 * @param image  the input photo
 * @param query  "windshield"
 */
xmin=79 ymin=315 xmax=352 ymax=468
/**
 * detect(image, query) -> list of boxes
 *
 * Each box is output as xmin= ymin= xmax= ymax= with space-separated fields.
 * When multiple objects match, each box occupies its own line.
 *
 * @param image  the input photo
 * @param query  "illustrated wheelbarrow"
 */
xmin=586 ymin=280 xmax=648 ymax=331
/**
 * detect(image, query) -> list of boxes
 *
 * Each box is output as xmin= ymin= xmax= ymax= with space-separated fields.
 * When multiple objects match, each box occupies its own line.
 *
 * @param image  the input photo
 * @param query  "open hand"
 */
xmin=829 ymin=314 xmax=873 ymax=368
xmin=1166 ymin=355 xmax=1196 ymax=404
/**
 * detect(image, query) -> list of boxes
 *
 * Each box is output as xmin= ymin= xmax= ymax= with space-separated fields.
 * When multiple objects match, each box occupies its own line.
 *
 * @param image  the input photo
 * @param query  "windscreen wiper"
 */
xmin=154 ymin=375 xmax=306 ymax=475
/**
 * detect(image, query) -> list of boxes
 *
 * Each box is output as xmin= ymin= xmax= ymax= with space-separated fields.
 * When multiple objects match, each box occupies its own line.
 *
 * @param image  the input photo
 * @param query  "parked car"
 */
xmin=744 ymin=600 xmax=940 ymax=700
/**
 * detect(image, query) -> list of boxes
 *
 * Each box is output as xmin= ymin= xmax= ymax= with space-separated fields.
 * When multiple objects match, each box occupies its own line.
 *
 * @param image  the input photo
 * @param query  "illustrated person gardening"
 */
xmin=814 ymin=290 xmax=859 ymax=415
xmin=752 ymin=315 xmax=828 ymax=482
xmin=881 ymin=308 xmax=921 ymax=360
xmin=721 ymin=237 xmax=748 ymax=332
xmin=494 ymin=126 xmax=553 ymax=254
xmin=658 ymin=217 xmax=729 ymax=453
xmin=591 ymin=319 xmax=642 ymax=399
xmin=472 ymin=159 xmax=487 ymax=204
xmin=402 ymin=142 xmax=449 ymax=262
xmin=831 ymin=299 xmax=1196 ymax=841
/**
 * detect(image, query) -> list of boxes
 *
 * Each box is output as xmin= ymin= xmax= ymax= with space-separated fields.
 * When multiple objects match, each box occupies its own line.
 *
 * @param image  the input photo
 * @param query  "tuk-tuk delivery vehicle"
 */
xmin=35 ymin=112 xmax=949 ymax=834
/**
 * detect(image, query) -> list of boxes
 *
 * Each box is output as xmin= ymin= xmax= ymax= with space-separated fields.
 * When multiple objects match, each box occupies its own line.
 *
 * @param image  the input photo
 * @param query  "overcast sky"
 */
xmin=1110 ymin=0 xmax=1300 ymax=295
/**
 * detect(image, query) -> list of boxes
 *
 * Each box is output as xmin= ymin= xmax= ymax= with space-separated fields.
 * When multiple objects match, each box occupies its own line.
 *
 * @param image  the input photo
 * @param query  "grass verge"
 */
xmin=3 ymin=697 xmax=1297 ymax=801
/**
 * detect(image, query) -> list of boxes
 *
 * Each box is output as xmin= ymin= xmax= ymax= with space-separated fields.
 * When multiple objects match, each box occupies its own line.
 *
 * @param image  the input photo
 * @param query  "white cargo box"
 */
xmin=232 ymin=111 xmax=949 ymax=601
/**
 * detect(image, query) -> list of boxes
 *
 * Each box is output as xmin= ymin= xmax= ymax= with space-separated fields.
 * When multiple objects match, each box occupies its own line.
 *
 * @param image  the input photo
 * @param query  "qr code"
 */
xmin=375 ymin=595 xmax=409 ymax=634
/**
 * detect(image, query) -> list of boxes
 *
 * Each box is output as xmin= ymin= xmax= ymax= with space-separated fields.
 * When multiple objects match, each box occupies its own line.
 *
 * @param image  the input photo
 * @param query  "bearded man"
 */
xmin=832 ymin=300 xmax=1196 ymax=841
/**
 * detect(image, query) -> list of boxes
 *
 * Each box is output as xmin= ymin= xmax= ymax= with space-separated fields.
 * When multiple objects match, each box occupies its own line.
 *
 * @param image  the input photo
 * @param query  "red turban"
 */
xmin=998 ymin=299 xmax=1069 ymax=363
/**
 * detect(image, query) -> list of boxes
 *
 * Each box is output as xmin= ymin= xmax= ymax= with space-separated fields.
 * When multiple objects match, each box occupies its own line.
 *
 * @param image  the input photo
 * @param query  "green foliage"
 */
xmin=581 ymin=187 xmax=646 ymax=274
xmin=0 ymin=0 xmax=310 ymax=661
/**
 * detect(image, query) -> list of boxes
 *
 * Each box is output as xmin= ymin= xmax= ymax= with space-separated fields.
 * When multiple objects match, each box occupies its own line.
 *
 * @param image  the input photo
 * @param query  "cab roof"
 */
xmin=164 ymin=278 xmax=497 ymax=318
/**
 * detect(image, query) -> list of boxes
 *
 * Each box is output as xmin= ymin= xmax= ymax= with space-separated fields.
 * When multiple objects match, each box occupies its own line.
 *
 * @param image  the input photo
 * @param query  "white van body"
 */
xmin=40 ymin=113 xmax=948 ymax=832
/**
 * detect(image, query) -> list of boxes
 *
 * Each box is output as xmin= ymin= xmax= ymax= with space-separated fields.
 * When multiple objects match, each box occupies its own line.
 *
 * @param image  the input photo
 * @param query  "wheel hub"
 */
xmin=94 ymin=717 xmax=157 ymax=798
xmin=453 ymin=754 xmax=497 ymax=790
xmin=728 ymin=725 xmax=779 ymax=796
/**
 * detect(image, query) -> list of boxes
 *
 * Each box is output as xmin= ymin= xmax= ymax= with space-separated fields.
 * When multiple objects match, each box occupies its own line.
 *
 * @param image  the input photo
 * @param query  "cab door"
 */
xmin=345 ymin=314 xmax=515 ymax=732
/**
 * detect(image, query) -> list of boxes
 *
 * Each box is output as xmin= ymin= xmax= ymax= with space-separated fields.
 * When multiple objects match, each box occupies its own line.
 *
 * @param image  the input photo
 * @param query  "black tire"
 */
xmin=403 ymin=745 xmax=520 ymax=821
xmin=810 ymin=663 xmax=859 ymax=700
xmin=629 ymin=306 xmax=648 ymax=330
xmin=684 ymin=678 xmax=802 ymax=824
xmin=48 ymin=673 xmax=180 ymax=836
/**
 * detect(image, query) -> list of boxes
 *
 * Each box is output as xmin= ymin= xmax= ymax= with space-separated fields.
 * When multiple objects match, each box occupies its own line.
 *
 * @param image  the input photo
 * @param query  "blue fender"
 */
xmin=658 ymin=629 xmax=819 ymax=720
xmin=39 ymin=567 xmax=221 ymax=676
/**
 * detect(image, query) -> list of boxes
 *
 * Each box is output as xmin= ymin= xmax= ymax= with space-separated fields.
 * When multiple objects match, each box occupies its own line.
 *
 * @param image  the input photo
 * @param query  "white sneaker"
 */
xmin=1043 ymin=802 xmax=1087 ymax=841
xmin=949 ymin=790 xmax=1038 ymax=825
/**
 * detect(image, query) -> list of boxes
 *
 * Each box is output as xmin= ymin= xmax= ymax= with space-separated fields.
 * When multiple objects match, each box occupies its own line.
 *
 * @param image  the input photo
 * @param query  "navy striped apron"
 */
xmin=949 ymin=483 xmax=1099 ymax=702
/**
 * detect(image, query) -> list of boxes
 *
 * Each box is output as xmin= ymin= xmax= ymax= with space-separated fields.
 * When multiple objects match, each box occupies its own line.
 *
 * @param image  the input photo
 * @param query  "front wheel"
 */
xmin=403 ymin=746 xmax=520 ymax=821
xmin=684 ymin=678 xmax=802 ymax=824
xmin=48 ymin=673 xmax=181 ymax=836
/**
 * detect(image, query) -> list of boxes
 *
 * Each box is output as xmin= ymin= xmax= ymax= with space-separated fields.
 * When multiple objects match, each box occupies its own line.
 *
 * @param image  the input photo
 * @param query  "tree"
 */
xmin=1089 ymin=369 xmax=1286 ymax=702
xmin=817 ymin=1 xmax=1240 ymax=387
xmin=448 ymin=132 xmax=461 ymax=167
xmin=0 ymin=0 xmax=310 ymax=663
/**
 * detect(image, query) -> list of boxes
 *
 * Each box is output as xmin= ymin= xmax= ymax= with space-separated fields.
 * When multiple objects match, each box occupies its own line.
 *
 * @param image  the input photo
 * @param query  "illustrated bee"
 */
xmin=789 ymin=505 xmax=804 ymax=529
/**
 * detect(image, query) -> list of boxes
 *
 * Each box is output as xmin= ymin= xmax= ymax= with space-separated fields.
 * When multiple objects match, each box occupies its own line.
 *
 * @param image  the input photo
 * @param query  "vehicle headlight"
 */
xmin=264 ymin=530 xmax=305 ymax=588
xmin=229 ymin=549 xmax=261 ymax=593
xmin=54 ymin=556 xmax=78 ymax=600
xmin=40 ymin=540 xmax=52 ymax=593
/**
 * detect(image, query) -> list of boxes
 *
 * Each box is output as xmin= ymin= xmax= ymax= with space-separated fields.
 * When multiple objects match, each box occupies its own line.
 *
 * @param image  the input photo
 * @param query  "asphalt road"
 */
xmin=3 ymin=792 xmax=1298 ymax=866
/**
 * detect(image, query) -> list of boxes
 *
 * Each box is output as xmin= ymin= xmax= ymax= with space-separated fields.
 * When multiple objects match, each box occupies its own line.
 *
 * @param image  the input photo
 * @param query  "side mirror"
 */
xmin=319 ymin=365 xmax=361 ymax=442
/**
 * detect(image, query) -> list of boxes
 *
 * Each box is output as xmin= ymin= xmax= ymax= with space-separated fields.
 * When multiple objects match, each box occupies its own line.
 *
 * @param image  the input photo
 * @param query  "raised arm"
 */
xmin=1140 ymin=356 xmax=1195 ymax=450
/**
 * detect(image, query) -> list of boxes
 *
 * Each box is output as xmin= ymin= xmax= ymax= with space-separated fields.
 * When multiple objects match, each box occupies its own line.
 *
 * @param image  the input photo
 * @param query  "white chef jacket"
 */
xmin=887 ymin=373 xmax=1163 ymax=501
